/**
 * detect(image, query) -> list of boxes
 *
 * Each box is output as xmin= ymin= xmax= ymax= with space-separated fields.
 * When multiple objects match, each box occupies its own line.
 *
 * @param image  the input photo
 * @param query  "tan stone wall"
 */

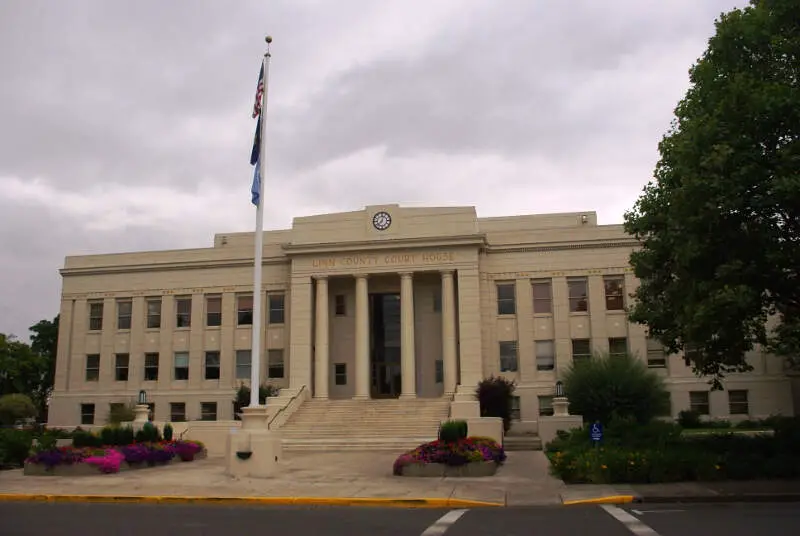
xmin=49 ymin=205 xmax=795 ymax=428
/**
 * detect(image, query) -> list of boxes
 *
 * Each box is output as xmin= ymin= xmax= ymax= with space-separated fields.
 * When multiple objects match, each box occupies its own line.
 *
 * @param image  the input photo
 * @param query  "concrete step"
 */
xmin=503 ymin=435 xmax=543 ymax=451
xmin=282 ymin=437 xmax=433 ymax=452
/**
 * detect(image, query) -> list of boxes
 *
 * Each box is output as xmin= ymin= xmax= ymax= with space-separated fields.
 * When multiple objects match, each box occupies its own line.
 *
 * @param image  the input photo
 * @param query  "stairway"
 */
xmin=277 ymin=397 xmax=451 ymax=452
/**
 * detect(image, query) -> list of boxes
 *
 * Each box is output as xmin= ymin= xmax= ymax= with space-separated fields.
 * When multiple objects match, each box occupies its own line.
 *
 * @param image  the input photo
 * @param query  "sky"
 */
xmin=0 ymin=0 xmax=747 ymax=341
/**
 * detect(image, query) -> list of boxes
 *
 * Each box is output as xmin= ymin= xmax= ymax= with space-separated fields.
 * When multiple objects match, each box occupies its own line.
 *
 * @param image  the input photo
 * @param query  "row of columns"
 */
xmin=313 ymin=270 xmax=459 ymax=399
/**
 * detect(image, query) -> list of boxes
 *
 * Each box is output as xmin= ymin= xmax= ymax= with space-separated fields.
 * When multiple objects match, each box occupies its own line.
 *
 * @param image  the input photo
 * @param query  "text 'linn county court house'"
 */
xmin=47 ymin=205 xmax=797 ymax=429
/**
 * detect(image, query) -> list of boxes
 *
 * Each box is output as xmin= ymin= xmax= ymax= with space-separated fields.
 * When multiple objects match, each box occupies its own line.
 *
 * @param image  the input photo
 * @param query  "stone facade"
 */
xmin=47 ymin=204 xmax=795 ymax=429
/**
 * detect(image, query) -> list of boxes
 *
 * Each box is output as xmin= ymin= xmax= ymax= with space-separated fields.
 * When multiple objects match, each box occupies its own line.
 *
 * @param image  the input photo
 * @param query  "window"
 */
xmin=604 ymin=277 xmax=625 ymax=311
xmin=435 ymin=359 xmax=443 ymax=383
xmin=206 ymin=296 xmax=222 ymax=327
xmin=170 ymin=402 xmax=186 ymax=422
xmin=144 ymin=353 xmax=159 ymax=381
xmin=538 ymin=396 xmax=554 ymax=416
xmin=175 ymin=297 xmax=192 ymax=328
xmin=268 ymin=349 xmax=284 ymax=378
xmin=114 ymin=353 xmax=129 ymax=381
xmin=567 ymin=278 xmax=588 ymax=313
xmin=608 ymin=337 xmax=628 ymax=358
xmin=646 ymin=338 xmax=667 ymax=368
xmin=511 ymin=396 xmax=521 ymax=421
xmin=335 ymin=295 xmax=346 ymax=316
xmin=432 ymin=292 xmax=441 ymax=313
xmin=684 ymin=344 xmax=701 ymax=366
xmin=204 ymin=351 xmax=220 ymax=380
xmin=535 ymin=340 xmax=555 ymax=371
xmin=89 ymin=302 xmax=103 ymax=331
xmin=729 ymin=390 xmax=749 ymax=415
xmin=200 ymin=402 xmax=217 ymax=421
xmin=571 ymin=339 xmax=591 ymax=364
xmin=496 ymin=283 xmax=516 ymax=315
xmin=146 ymin=299 xmax=161 ymax=329
xmin=174 ymin=352 xmax=189 ymax=380
xmin=80 ymin=403 xmax=95 ymax=425
xmin=85 ymin=354 xmax=100 ymax=382
xmin=532 ymin=280 xmax=552 ymax=314
xmin=334 ymin=363 xmax=347 ymax=385
xmin=237 ymin=295 xmax=253 ymax=325
xmin=117 ymin=300 xmax=132 ymax=330
xmin=499 ymin=341 xmax=518 ymax=372
xmin=268 ymin=294 xmax=285 ymax=324
xmin=147 ymin=403 xmax=155 ymax=420
xmin=236 ymin=350 xmax=252 ymax=380
xmin=689 ymin=391 xmax=710 ymax=415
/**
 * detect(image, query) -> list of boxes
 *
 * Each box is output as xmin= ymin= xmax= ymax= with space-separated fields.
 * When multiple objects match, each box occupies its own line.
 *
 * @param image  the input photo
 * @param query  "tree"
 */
xmin=563 ymin=352 xmax=671 ymax=425
xmin=0 ymin=393 xmax=38 ymax=425
xmin=28 ymin=315 xmax=59 ymax=416
xmin=623 ymin=0 xmax=800 ymax=387
xmin=0 ymin=334 xmax=46 ymax=398
xmin=475 ymin=376 xmax=516 ymax=432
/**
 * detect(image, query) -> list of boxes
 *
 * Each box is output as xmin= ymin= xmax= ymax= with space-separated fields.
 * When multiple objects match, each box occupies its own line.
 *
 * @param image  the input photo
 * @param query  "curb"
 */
xmin=0 ymin=494 xmax=504 ymax=509
xmin=638 ymin=494 xmax=800 ymax=504
xmin=562 ymin=495 xmax=639 ymax=506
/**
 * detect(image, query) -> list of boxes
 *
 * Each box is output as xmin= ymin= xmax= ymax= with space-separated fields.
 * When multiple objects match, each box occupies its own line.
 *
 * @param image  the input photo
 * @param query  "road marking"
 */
xmin=631 ymin=509 xmax=685 ymax=515
xmin=601 ymin=505 xmax=661 ymax=535
xmin=420 ymin=509 xmax=468 ymax=535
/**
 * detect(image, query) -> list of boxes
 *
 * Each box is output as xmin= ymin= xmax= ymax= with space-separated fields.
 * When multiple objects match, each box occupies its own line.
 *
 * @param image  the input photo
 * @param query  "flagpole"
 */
xmin=249 ymin=36 xmax=272 ymax=408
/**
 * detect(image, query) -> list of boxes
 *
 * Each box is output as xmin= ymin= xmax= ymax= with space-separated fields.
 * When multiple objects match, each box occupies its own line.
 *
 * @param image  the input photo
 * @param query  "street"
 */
xmin=0 ymin=502 xmax=799 ymax=536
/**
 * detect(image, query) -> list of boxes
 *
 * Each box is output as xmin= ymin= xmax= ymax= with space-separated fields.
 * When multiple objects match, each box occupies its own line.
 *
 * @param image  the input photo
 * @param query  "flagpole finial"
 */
xmin=265 ymin=35 xmax=273 ymax=44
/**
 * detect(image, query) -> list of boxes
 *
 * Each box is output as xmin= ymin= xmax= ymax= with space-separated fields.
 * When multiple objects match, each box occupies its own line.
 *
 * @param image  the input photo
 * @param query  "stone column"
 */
xmin=354 ymin=274 xmax=370 ymax=399
xmin=399 ymin=272 xmax=417 ymax=399
xmin=314 ymin=276 xmax=330 ymax=399
xmin=441 ymin=270 xmax=458 ymax=395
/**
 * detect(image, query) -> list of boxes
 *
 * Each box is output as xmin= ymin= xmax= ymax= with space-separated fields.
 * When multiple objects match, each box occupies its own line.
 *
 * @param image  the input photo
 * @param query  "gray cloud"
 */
xmin=0 ymin=0 xmax=748 ymax=340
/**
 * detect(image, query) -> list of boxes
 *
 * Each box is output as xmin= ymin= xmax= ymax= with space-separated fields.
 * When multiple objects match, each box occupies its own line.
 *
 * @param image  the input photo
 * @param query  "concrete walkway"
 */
xmin=0 ymin=451 xmax=566 ymax=506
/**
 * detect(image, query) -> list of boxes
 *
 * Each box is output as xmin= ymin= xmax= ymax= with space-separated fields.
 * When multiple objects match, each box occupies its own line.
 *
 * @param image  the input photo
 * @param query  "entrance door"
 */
xmin=370 ymin=293 xmax=401 ymax=398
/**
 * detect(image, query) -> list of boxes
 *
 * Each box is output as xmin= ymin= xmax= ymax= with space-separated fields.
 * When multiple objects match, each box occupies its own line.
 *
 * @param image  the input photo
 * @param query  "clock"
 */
xmin=372 ymin=211 xmax=392 ymax=231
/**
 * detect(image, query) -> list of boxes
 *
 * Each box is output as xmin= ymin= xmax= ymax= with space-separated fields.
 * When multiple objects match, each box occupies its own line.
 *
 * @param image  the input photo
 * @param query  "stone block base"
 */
xmin=398 ymin=462 xmax=499 ymax=478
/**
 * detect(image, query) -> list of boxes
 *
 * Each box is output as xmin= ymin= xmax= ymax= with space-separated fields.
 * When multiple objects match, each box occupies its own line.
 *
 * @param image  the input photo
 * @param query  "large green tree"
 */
xmin=624 ymin=0 xmax=800 ymax=388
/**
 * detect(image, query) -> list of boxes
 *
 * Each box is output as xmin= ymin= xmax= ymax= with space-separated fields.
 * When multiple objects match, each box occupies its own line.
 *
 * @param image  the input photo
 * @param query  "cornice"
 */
xmin=485 ymin=239 xmax=638 ymax=254
xmin=281 ymin=233 xmax=487 ymax=255
xmin=60 ymin=256 xmax=289 ymax=277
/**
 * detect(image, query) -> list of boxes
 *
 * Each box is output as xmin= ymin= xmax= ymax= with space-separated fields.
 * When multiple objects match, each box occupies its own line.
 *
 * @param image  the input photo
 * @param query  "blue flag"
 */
xmin=251 ymin=159 xmax=261 ymax=206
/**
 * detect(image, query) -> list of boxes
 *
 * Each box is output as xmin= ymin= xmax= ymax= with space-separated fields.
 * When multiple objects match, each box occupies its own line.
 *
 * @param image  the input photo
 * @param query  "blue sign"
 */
xmin=590 ymin=422 xmax=603 ymax=442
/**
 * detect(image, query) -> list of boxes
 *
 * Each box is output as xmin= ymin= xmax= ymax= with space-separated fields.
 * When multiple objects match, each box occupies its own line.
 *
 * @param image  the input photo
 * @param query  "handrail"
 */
xmin=267 ymin=384 xmax=307 ymax=429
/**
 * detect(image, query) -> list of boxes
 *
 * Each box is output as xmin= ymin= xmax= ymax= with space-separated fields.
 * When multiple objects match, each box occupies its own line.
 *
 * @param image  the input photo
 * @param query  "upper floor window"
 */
xmin=571 ymin=339 xmax=592 ymax=364
xmin=268 ymin=349 xmax=285 ymax=378
xmin=604 ymin=277 xmax=625 ymax=311
xmin=175 ymin=297 xmax=192 ymax=328
xmin=146 ymin=299 xmax=161 ymax=329
xmin=117 ymin=300 xmax=132 ymax=330
xmin=496 ymin=282 xmax=516 ymax=315
xmin=532 ymin=280 xmax=552 ymax=314
xmin=237 ymin=295 xmax=254 ymax=325
xmin=88 ymin=302 xmax=103 ymax=331
xmin=608 ymin=337 xmax=628 ymax=358
xmin=567 ymin=278 xmax=588 ymax=313
xmin=268 ymin=294 xmax=285 ymax=324
xmin=646 ymin=338 xmax=667 ymax=368
xmin=499 ymin=341 xmax=518 ymax=372
xmin=206 ymin=296 xmax=222 ymax=327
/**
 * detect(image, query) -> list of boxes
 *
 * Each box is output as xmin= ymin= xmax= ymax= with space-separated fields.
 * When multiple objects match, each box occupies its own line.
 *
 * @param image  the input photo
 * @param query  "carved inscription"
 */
xmin=311 ymin=251 xmax=455 ymax=269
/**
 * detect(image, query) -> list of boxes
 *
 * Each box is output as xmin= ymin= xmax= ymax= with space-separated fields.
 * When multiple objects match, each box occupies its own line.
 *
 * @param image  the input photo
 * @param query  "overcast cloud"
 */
xmin=0 ymin=0 xmax=746 ymax=340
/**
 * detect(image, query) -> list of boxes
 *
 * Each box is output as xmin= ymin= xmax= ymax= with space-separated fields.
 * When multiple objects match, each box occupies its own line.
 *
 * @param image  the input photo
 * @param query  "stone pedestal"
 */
xmin=226 ymin=406 xmax=282 ymax=478
xmin=132 ymin=404 xmax=149 ymax=432
xmin=552 ymin=397 xmax=570 ymax=417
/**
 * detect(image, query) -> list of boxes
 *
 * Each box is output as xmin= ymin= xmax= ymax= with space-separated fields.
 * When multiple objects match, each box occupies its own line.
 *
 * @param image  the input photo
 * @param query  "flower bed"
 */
xmin=393 ymin=436 xmax=506 ymax=477
xmin=23 ymin=440 xmax=206 ymax=476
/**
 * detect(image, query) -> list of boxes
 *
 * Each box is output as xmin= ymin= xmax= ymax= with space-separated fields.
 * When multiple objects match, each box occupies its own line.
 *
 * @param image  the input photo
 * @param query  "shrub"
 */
xmin=678 ymin=410 xmax=702 ymax=428
xmin=0 ymin=428 xmax=34 ymax=468
xmin=563 ymin=352 xmax=670 ymax=425
xmin=107 ymin=402 xmax=137 ymax=424
xmin=438 ymin=420 xmax=468 ymax=443
xmin=135 ymin=421 xmax=161 ymax=443
xmin=163 ymin=423 xmax=174 ymax=441
xmin=233 ymin=383 xmax=281 ymax=418
xmin=475 ymin=376 xmax=516 ymax=432
xmin=0 ymin=393 xmax=38 ymax=426
xmin=72 ymin=428 xmax=103 ymax=448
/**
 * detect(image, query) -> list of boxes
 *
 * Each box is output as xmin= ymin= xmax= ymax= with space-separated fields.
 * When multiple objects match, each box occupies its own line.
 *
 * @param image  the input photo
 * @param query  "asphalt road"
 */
xmin=0 ymin=502 xmax=799 ymax=536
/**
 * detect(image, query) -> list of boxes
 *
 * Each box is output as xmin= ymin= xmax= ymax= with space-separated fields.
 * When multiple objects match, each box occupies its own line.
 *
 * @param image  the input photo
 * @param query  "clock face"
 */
xmin=372 ymin=211 xmax=392 ymax=231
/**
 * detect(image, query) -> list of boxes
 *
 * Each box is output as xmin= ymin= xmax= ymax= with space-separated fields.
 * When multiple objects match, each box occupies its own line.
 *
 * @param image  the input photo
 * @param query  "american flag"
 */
xmin=252 ymin=64 xmax=264 ymax=119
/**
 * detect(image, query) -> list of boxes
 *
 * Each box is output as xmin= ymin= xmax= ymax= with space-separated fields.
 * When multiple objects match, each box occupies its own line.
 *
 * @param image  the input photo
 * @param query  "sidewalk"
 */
xmin=0 ymin=451 xmax=565 ymax=507
xmin=561 ymin=480 xmax=800 ymax=505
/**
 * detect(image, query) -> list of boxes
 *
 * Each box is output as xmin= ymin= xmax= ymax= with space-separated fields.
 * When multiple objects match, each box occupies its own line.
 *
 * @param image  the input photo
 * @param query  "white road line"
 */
xmin=420 ymin=509 xmax=468 ymax=536
xmin=601 ymin=505 xmax=661 ymax=536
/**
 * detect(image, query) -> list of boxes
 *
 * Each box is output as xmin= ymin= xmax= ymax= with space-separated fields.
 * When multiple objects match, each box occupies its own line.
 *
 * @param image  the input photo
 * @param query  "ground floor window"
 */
xmin=200 ymin=402 xmax=217 ymax=421
xmin=689 ymin=391 xmax=710 ymax=415
xmin=538 ymin=396 xmax=554 ymax=416
xmin=435 ymin=360 xmax=443 ymax=383
xmin=268 ymin=349 xmax=285 ymax=378
xmin=510 ymin=396 xmax=521 ymax=421
xmin=80 ymin=403 xmax=95 ymax=425
xmin=728 ymin=390 xmax=749 ymax=415
xmin=334 ymin=363 xmax=347 ymax=385
xmin=170 ymin=402 xmax=186 ymax=422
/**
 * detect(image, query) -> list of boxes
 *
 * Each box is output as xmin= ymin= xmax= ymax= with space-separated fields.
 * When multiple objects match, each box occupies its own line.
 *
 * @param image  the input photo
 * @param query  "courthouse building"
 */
xmin=47 ymin=205 xmax=795 ymax=429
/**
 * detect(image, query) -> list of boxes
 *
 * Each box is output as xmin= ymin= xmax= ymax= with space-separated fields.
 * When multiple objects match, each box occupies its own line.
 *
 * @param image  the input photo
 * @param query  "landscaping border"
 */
xmin=23 ymin=451 xmax=207 ymax=477
xmin=398 ymin=461 xmax=498 ymax=478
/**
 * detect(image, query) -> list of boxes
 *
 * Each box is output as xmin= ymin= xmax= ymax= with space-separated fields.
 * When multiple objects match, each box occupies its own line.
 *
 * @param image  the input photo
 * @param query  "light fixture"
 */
xmin=138 ymin=389 xmax=148 ymax=405
xmin=555 ymin=381 xmax=564 ymax=397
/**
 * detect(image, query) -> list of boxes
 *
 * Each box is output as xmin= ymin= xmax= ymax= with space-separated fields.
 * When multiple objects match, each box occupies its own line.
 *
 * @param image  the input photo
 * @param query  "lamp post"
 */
xmin=555 ymin=381 xmax=564 ymax=398
xmin=553 ymin=380 xmax=569 ymax=416
xmin=138 ymin=389 xmax=147 ymax=405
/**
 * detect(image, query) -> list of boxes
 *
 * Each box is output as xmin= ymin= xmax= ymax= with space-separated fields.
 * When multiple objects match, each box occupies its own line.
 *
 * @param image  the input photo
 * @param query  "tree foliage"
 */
xmin=0 ymin=393 xmax=38 ymax=425
xmin=475 ymin=376 xmax=516 ymax=432
xmin=623 ymin=0 xmax=800 ymax=387
xmin=563 ymin=352 xmax=671 ymax=425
